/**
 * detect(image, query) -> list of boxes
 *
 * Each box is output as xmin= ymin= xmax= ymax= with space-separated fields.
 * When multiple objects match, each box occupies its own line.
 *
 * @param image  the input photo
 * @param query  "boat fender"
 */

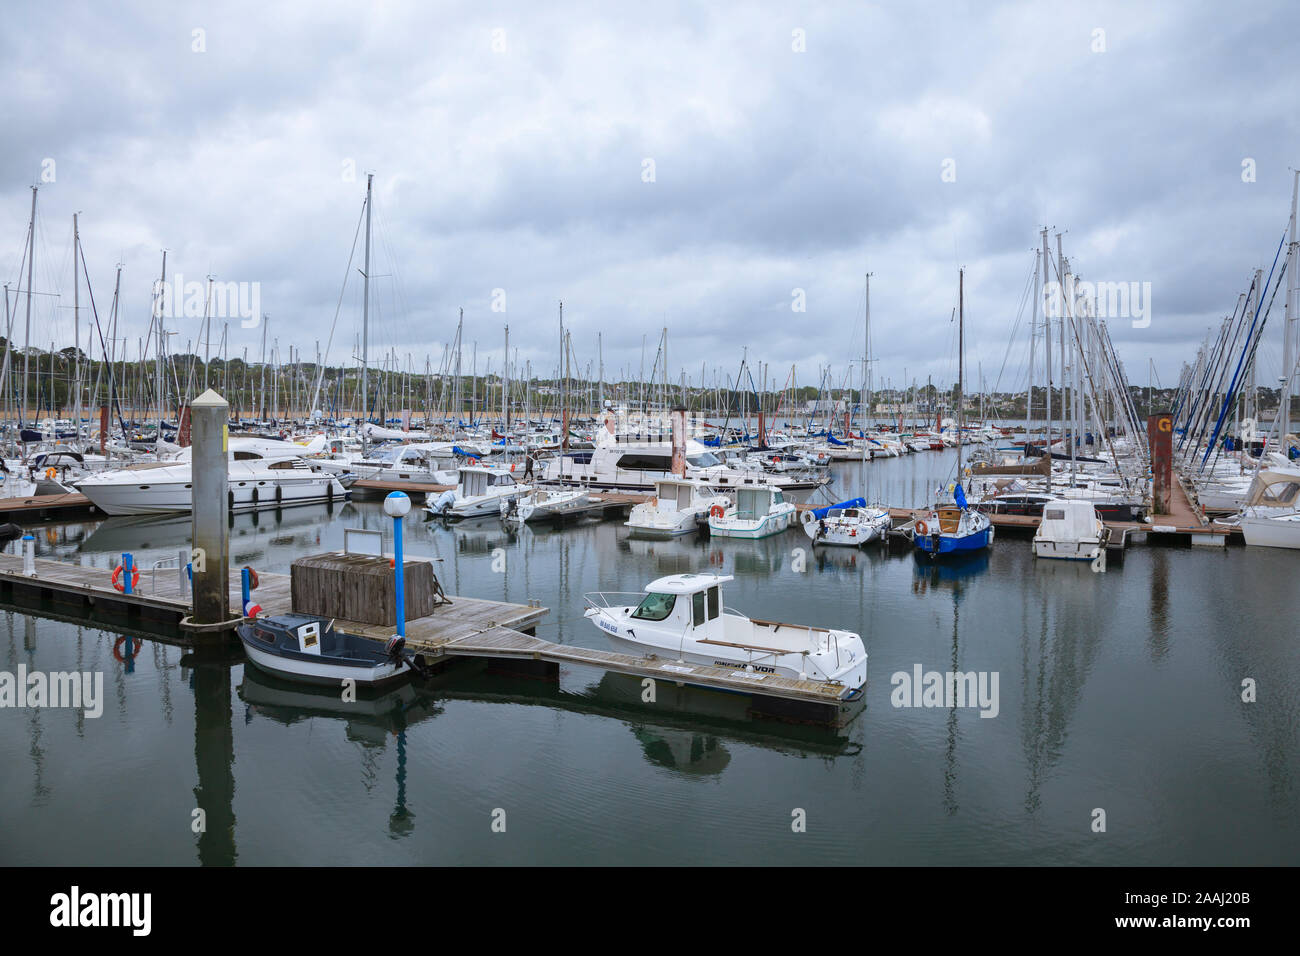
xmin=111 ymin=564 xmax=140 ymax=593
xmin=112 ymin=636 xmax=142 ymax=662
xmin=244 ymin=566 xmax=259 ymax=590
xmin=915 ymin=520 xmax=928 ymax=536
xmin=709 ymin=504 xmax=726 ymax=519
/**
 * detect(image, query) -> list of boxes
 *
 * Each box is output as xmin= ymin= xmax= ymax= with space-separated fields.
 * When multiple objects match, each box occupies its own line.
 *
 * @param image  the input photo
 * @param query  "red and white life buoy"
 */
xmin=709 ymin=504 xmax=726 ymax=519
xmin=915 ymin=520 xmax=928 ymax=536
xmin=111 ymin=564 xmax=140 ymax=593
xmin=112 ymin=636 xmax=142 ymax=662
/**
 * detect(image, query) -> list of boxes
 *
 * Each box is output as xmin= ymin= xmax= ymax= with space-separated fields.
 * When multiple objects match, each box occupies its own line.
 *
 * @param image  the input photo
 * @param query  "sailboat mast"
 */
xmin=958 ymin=267 xmax=964 ymax=476
xmin=1283 ymin=169 xmax=1299 ymax=440
xmin=71 ymin=213 xmax=81 ymax=444
xmin=861 ymin=273 xmax=870 ymax=474
xmin=361 ymin=173 xmax=373 ymax=438
xmin=22 ymin=186 xmax=37 ymax=430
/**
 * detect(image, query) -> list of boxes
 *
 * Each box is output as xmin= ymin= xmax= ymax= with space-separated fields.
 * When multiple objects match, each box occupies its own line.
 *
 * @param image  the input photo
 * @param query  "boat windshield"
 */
xmin=631 ymin=592 xmax=675 ymax=621
xmin=687 ymin=452 xmax=720 ymax=468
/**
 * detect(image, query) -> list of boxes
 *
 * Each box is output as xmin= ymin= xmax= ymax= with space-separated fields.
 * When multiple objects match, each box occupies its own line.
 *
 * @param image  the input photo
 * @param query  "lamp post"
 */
xmin=384 ymin=491 xmax=411 ymax=637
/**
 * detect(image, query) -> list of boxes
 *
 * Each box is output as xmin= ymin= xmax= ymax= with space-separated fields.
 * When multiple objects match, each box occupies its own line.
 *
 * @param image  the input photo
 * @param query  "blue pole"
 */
xmin=394 ymin=513 xmax=405 ymax=638
xmin=123 ymin=552 xmax=134 ymax=595
xmin=241 ymin=567 xmax=250 ymax=615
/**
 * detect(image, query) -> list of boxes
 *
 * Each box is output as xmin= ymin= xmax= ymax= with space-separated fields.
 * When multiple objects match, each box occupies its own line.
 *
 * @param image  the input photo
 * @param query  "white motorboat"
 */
xmin=77 ymin=458 xmax=347 ymax=515
xmin=426 ymin=465 xmax=530 ymax=519
xmin=625 ymin=478 xmax=731 ymax=537
xmin=348 ymin=441 xmax=460 ymax=485
xmin=707 ymin=484 xmax=796 ymax=538
xmin=501 ymin=487 xmax=597 ymax=524
xmin=800 ymin=497 xmax=892 ymax=547
xmin=1032 ymin=499 xmax=1109 ymax=560
xmin=75 ymin=437 xmax=347 ymax=515
xmin=584 ymin=572 xmax=866 ymax=691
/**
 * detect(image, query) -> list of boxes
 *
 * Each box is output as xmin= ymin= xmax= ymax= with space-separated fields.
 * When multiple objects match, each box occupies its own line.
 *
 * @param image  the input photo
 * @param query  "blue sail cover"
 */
xmin=827 ymin=433 xmax=848 ymax=446
xmin=811 ymin=497 xmax=867 ymax=520
xmin=452 ymin=446 xmax=480 ymax=459
xmin=954 ymin=483 xmax=968 ymax=509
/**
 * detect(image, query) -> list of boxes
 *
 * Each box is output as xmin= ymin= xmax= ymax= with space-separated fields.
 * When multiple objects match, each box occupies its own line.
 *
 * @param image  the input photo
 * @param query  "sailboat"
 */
xmin=802 ymin=273 xmax=891 ymax=547
xmin=913 ymin=268 xmax=994 ymax=557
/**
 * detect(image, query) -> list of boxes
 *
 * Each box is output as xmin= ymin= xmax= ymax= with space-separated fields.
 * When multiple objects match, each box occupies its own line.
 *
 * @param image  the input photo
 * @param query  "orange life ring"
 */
xmin=709 ymin=504 xmax=725 ymax=519
xmin=45 ymin=467 xmax=56 ymax=480
xmin=243 ymin=566 xmax=259 ymax=590
xmin=113 ymin=636 xmax=142 ymax=662
xmin=915 ymin=520 xmax=928 ymax=536
xmin=111 ymin=564 xmax=140 ymax=593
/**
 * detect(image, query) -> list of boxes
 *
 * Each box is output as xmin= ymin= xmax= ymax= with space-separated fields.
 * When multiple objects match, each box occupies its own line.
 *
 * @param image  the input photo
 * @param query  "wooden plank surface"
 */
xmin=0 ymin=492 xmax=93 ymax=514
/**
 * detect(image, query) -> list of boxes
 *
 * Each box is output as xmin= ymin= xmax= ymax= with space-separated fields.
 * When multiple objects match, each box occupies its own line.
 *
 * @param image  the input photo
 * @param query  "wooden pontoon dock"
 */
xmin=0 ymin=551 xmax=858 ymax=725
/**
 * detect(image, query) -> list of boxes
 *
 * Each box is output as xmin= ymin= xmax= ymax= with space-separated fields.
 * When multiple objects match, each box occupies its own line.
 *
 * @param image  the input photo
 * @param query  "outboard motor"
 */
xmin=385 ymin=635 xmax=407 ymax=662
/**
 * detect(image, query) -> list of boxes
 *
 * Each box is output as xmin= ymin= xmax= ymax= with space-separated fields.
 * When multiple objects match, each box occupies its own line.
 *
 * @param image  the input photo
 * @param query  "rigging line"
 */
xmin=311 ymin=197 xmax=367 ymax=415
xmin=76 ymin=241 xmax=129 ymax=439
xmin=991 ymin=255 xmax=1037 ymax=396
xmin=1200 ymin=231 xmax=1289 ymax=470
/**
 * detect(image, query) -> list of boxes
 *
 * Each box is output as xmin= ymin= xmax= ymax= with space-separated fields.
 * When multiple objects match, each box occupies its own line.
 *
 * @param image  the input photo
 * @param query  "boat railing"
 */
xmin=582 ymin=591 xmax=644 ymax=611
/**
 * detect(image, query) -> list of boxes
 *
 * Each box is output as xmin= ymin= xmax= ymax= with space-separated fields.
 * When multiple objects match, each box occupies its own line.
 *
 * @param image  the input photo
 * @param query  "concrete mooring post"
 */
xmin=191 ymin=389 xmax=230 ymax=627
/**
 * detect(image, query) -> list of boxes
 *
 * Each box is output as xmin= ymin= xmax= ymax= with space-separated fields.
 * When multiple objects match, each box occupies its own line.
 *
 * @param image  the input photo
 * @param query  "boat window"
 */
xmin=1044 ymin=509 xmax=1066 ymax=521
xmin=631 ymin=592 xmax=675 ymax=621
xmin=616 ymin=454 xmax=672 ymax=471
xmin=686 ymin=452 xmax=720 ymax=468
xmin=233 ymin=451 xmax=261 ymax=460
xmin=773 ymin=490 xmax=784 ymax=504
xmin=1261 ymin=481 xmax=1300 ymax=505
xmin=707 ymin=586 xmax=719 ymax=620
xmin=692 ymin=591 xmax=705 ymax=627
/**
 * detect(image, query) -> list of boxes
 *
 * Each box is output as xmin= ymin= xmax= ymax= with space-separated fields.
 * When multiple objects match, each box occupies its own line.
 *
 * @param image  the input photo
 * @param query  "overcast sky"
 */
xmin=3 ymin=0 xmax=1298 ymax=402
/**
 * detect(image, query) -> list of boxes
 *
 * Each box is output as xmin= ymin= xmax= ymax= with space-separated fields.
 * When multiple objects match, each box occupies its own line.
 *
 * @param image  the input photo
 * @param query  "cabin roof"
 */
xmin=644 ymin=572 xmax=733 ymax=594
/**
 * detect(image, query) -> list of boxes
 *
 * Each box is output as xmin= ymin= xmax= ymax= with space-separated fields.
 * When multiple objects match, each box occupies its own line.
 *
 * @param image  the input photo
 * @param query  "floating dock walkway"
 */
xmin=0 ymin=551 xmax=857 ymax=725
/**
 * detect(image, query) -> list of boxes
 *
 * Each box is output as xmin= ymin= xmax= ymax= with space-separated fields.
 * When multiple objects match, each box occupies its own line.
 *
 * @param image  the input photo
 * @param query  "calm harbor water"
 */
xmin=1 ymin=450 xmax=1297 ymax=865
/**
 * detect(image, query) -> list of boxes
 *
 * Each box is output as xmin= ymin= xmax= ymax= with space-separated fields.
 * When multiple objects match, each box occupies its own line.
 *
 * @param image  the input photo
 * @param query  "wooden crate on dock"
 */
xmin=290 ymin=552 xmax=438 ymax=626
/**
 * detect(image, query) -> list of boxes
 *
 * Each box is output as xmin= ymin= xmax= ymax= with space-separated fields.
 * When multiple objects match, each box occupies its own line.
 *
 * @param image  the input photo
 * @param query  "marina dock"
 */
xmin=0 ymin=492 xmax=96 ymax=521
xmin=0 ymin=550 xmax=857 ymax=724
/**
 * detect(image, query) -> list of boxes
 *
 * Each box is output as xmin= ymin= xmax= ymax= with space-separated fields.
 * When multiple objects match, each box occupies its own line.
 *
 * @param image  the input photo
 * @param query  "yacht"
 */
xmin=584 ymin=572 xmax=866 ymax=691
xmin=75 ymin=439 xmax=348 ymax=515
xmin=801 ymin=497 xmax=892 ymax=547
xmin=1232 ymin=462 xmax=1300 ymax=549
xmin=539 ymin=429 xmax=829 ymax=501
